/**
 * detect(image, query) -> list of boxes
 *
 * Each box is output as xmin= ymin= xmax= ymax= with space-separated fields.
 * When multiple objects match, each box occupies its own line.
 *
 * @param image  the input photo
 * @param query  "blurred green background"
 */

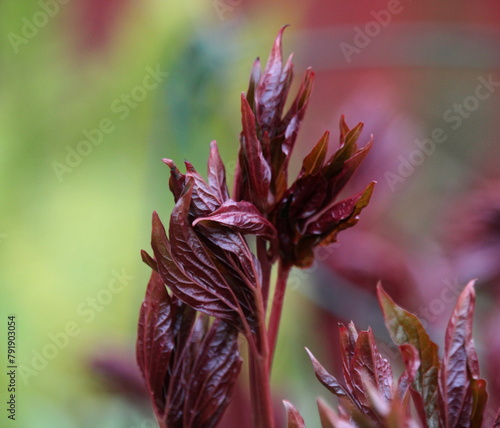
xmin=1 ymin=0 xmax=500 ymax=426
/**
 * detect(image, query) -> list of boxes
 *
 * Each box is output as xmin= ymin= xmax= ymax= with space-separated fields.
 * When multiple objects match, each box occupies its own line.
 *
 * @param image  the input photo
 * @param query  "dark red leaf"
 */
xmin=279 ymin=67 xmax=314 ymax=162
xmin=185 ymin=161 xmax=221 ymax=214
xmin=246 ymin=57 xmax=261 ymax=111
xmin=284 ymin=400 xmax=306 ymax=428
xmin=141 ymin=249 xmax=157 ymax=271
xmin=239 ymin=94 xmax=272 ymax=211
xmin=151 ymin=208 xmax=241 ymax=328
xmin=163 ymin=158 xmax=186 ymax=203
xmin=325 ymin=139 xmax=373 ymax=201
xmin=183 ymin=320 xmax=242 ymax=428
xmin=136 ymin=271 xmax=173 ymax=420
xmin=303 ymin=182 xmax=375 ymax=240
xmin=255 ymin=26 xmax=293 ymax=131
xmin=207 ymin=141 xmax=229 ymax=203
xmin=193 ymin=199 xmax=277 ymax=241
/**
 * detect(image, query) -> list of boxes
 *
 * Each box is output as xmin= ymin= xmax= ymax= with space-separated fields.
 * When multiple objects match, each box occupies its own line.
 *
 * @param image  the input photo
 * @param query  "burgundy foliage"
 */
xmin=137 ymin=271 xmax=242 ymax=428
xmin=304 ymin=282 xmax=495 ymax=428
xmin=135 ymin=26 xmax=496 ymax=428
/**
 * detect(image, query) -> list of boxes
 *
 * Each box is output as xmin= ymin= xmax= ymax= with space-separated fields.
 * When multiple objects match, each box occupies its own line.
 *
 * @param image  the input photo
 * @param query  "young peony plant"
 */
xmin=137 ymin=26 xmax=375 ymax=428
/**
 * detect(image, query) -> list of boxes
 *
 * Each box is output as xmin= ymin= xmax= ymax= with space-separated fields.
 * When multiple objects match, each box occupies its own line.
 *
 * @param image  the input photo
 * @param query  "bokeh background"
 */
xmin=1 ymin=0 xmax=500 ymax=426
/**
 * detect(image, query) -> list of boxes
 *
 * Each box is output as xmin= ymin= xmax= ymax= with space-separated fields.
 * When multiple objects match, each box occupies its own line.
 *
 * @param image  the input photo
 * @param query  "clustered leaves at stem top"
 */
xmin=136 ymin=26 xmax=375 ymax=428
xmin=234 ymin=26 xmax=375 ymax=268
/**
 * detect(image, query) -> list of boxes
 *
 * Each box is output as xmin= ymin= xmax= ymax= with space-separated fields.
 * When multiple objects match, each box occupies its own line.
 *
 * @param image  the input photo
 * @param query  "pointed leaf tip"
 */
xmin=284 ymin=400 xmax=306 ymax=428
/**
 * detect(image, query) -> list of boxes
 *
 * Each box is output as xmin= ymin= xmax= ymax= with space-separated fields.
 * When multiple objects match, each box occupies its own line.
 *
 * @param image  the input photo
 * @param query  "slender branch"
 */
xmin=257 ymin=237 xmax=272 ymax=308
xmin=267 ymin=259 xmax=291 ymax=367
xmin=249 ymin=350 xmax=275 ymax=428
xmin=248 ymin=274 xmax=275 ymax=428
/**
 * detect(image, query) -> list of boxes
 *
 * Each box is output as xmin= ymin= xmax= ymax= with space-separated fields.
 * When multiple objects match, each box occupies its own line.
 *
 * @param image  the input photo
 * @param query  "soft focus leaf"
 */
xmin=377 ymin=284 xmax=440 ymax=428
xmin=284 ymin=400 xmax=306 ymax=428
xmin=317 ymin=398 xmax=351 ymax=428
xmin=306 ymin=347 xmax=353 ymax=403
xmin=439 ymin=281 xmax=487 ymax=427
xmin=396 ymin=344 xmax=420 ymax=402
xmin=351 ymin=329 xmax=393 ymax=404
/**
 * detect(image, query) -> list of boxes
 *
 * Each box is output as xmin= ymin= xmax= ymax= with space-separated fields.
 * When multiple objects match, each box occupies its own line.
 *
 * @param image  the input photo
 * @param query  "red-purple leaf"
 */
xmin=301 ymin=131 xmax=329 ymax=177
xmin=396 ymin=344 xmax=420 ymax=402
xmin=136 ymin=271 xmax=173 ymax=420
xmin=240 ymin=94 xmax=272 ymax=211
xmin=193 ymin=199 xmax=276 ymax=241
xmin=324 ymin=139 xmax=373 ymax=200
xmin=255 ymin=26 xmax=292 ymax=131
xmin=350 ymin=329 xmax=393 ymax=404
xmin=207 ymin=140 xmax=229 ymax=203
xmin=141 ymin=249 xmax=157 ymax=271
xmin=246 ymin=57 xmax=261 ymax=111
xmin=182 ymin=320 xmax=242 ymax=428
xmin=439 ymin=281 xmax=488 ymax=427
xmin=306 ymin=347 xmax=354 ymax=405
xmin=280 ymin=67 xmax=314 ymax=159
xmin=151 ymin=208 xmax=240 ymax=328
xmin=163 ymin=158 xmax=186 ymax=203
xmin=304 ymin=182 xmax=375 ymax=239
xmin=185 ymin=161 xmax=221 ymax=214
xmin=377 ymin=284 xmax=440 ymax=428
xmin=339 ymin=322 xmax=358 ymax=397
xmin=284 ymin=400 xmax=306 ymax=428
xmin=137 ymin=273 xmax=242 ymax=428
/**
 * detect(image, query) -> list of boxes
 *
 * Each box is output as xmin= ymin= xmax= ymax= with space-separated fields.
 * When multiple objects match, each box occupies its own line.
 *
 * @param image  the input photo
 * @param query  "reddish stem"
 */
xmin=267 ymin=260 xmax=291 ymax=367
xmin=248 ymin=272 xmax=275 ymax=428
